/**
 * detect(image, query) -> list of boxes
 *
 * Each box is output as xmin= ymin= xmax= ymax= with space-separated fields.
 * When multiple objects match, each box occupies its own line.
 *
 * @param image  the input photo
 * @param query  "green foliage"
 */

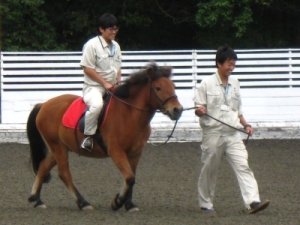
xmin=195 ymin=0 xmax=300 ymax=48
xmin=1 ymin=0 xmax=300 ymax=51
xmin=196 ymin=0 xmax=255 ymax=37
xmin=1 ymin=0 xmax=62 ymax=50
xmin=120 ymin=12 xmax=152 ymax=27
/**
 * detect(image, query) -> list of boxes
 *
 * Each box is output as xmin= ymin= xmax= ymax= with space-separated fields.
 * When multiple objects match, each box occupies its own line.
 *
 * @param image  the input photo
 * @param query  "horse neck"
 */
xmin=121 ymin=83 xmax=157 ymax=123
xmin=132 ymin=83 xmax=156 ymax=110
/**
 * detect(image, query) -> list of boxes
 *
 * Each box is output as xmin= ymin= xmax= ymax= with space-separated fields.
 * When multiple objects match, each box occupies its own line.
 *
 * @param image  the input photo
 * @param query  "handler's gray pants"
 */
xmin=83 ymin=85 xmax=106 ymax=135
xmin=198 ymin=132 xmax=260 ymax=209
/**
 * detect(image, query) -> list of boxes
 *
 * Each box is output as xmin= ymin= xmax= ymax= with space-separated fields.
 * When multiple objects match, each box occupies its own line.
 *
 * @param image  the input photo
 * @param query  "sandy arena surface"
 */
xmin=0 ymin=139 xmax=299 ymax=225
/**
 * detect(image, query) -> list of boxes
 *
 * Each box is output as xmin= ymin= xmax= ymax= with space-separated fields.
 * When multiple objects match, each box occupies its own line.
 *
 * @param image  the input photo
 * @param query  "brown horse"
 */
xmin=26 ymin=62 xmax=183 ymax=211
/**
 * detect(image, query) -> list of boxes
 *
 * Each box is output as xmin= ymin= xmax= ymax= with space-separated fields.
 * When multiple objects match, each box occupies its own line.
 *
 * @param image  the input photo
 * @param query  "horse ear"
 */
xmin=146 ymin=66 xmax=156 ymax=81
xmin=165 ymin=66 xmax=172 ymax=77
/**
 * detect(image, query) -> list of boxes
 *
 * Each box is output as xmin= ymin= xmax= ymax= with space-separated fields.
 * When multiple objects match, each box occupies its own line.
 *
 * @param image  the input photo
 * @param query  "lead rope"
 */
xmin=148 ymin=119 xmax=179 ymax=147
xmin=184 ymin=107 xmax=251 ymax=145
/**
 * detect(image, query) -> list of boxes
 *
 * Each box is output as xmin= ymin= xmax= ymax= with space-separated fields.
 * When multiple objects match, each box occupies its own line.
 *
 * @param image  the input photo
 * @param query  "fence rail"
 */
xmin=1 ymin=49 xmax=300 ymax=141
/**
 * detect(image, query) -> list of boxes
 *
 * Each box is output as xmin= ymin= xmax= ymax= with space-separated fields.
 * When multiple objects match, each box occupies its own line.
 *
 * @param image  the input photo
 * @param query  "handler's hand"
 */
xmin=245 ymin=126 xmax=254 ymax=136
xmin=195 ymin=106 xmax=206 ymax=117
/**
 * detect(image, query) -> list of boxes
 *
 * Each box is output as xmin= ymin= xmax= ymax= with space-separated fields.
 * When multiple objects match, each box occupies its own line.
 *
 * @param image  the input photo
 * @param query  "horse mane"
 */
xmin=114 ymin=62 xmax=172 ymax=98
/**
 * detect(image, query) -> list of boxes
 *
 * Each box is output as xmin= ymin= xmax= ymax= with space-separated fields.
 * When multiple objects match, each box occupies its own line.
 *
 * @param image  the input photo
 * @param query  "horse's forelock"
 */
xmin=114 ymin=63 xmax=172 ymax=98
xmin=146 ymin=62 xmax=172 ymax=81
xmin=114 ymin=68 xmax=148 ymax=98
xmin=159 ymin=66 xmax=172 ymax=79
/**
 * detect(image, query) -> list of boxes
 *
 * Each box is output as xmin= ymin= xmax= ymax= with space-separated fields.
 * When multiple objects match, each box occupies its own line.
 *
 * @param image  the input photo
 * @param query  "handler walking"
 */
xmin=194 ymin=45 xmax=270 ymax=214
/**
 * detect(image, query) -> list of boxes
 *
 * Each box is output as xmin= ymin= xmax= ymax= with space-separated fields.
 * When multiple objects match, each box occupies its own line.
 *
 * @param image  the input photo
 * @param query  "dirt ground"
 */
xmin=0 ymin=139 xmax=299 ymax=225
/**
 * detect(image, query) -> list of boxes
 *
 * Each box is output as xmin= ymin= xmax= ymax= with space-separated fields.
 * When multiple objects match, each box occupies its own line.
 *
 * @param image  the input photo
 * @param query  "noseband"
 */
xmin=150 ymin=85 xmax=178 ymax=113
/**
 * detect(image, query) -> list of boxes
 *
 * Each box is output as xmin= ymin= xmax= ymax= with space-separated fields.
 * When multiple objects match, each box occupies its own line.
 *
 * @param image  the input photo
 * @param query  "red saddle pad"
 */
xmin=62 ymin=97 xmax=86 ymax=129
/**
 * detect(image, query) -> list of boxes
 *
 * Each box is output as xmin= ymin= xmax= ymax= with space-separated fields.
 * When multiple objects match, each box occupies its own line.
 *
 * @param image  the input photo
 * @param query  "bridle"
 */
xmin=148 ymin=85 xmax=179 ymax=146
xmin=107 ymin=82 xmax=180 ymax=146
xmin=107 ymin=83 xmax=178 ymax=113
xmin=150 ymin=85 xmax=178 ymax=113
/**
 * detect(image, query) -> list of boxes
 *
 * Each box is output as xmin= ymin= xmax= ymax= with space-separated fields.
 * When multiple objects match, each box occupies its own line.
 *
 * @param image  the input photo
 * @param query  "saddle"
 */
xmin=62 ymin=93 xmax=112 ymax=152
xmin=62 ymin=93 xmax=111 ymax=130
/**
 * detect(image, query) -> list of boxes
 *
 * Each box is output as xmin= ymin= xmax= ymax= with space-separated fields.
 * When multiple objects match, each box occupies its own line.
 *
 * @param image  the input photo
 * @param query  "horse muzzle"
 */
xmin=163 ymin=105 xmax=183 ymax=120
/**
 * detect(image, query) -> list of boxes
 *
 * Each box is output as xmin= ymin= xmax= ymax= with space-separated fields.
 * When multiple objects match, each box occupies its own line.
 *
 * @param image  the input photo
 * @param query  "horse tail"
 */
xmin=27 ymin=103 xmax=51 ymax=183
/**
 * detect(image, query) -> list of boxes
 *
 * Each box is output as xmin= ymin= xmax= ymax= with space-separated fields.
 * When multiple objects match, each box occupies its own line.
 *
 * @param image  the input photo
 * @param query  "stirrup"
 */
xmin=81 ymin=136 xmax=93 ymax=152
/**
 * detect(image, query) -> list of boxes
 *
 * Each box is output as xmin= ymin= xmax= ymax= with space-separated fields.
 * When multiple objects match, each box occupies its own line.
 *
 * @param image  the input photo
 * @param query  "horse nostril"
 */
xmin=173 ymin=106 xmax=183 ymax=117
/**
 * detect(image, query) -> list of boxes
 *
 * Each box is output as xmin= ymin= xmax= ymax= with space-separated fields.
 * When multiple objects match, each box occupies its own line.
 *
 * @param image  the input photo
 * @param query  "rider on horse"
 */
xmin=80 ymin=13 xmax=122 ymax=151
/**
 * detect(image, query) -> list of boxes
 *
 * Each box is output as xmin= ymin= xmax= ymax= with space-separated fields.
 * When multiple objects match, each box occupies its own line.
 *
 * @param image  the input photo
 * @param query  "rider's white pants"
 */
xmin=82 ymin=85 xmax=106 ymax=135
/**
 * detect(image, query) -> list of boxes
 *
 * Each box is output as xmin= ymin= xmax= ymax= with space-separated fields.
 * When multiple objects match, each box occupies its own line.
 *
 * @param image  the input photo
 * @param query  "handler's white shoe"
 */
xmin=201 ymin=207 xmax=216 ymax=216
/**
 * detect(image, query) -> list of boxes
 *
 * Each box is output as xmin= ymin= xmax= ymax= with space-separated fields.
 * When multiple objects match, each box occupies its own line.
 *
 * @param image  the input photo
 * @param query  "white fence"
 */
xmin=1 ymin=49 xmax=300 ymax=142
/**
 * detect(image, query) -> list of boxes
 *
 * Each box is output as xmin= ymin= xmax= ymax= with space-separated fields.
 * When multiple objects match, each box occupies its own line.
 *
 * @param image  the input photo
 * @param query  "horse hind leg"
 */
xmin=28 ymin=152 xmax=57 ymax=208
xmin=52 ymin=143 xmax=93 ymax=210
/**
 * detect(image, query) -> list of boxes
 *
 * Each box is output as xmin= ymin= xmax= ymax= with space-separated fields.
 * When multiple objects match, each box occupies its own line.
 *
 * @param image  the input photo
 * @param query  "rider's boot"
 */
xmin=81 ymin=135 xmax=93 ymax=152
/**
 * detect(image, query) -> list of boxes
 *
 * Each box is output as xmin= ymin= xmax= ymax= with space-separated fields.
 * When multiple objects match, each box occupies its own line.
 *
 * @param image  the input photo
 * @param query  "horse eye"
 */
xmin=155 ymin=87 xmax=161 ymax=91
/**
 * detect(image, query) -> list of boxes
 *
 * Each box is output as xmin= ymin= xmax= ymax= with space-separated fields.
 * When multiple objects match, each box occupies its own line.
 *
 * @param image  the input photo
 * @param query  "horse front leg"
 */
xmin=123 ymin=188 xmax=139 ymax=212
xmin=110 ymin=150 xmax=141 ymax=212
xmin=111 ymin=181 xmax=137 ymax=211
xmin=124 ymin=152 xmax=141 ymax=212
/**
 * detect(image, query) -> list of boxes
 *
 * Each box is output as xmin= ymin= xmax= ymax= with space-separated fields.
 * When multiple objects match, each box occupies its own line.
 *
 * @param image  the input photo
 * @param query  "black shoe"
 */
xmin=247 ymin=200 xmax=270 ymax=214
xmin=81 ymin=136 xmax=93 ymax=152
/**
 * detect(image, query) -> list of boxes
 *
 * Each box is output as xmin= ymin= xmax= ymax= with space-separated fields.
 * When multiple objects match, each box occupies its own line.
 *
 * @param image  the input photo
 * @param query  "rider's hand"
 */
xmin=104 ymin=82 xmax=113 ymax=90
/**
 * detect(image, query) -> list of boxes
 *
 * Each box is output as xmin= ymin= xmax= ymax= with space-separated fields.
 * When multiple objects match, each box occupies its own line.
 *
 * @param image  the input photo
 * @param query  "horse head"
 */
xmin=146 ymin=62 xmax=183 ymax=120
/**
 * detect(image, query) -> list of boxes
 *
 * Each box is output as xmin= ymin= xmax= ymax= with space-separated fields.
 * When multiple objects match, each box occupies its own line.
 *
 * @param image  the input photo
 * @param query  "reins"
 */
xmin=107 ymin=85 xmax=178 ymax=113
xmin=184 ymin=106 xmax=251 ymax=145
xmin=107 ymin=90 xmax=150 ymax=112
xmin=107 ymin=84 xmax=179 ymax=146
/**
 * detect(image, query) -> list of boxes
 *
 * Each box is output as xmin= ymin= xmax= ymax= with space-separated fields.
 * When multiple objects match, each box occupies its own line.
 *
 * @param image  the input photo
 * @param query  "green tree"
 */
xmin=196 ymin=0 xmax=271 ymax=38
xmin=1 ymin=0 xmax=300 ymax=50
xmin=1 ymin=0 xmax=61 ymax=50
xmin=195 ymin=0 xmax=300 ymax=48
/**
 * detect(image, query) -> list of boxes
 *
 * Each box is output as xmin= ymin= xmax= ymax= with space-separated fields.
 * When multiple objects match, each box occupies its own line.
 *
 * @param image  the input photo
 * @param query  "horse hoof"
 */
xmin=127 ymin=207 xmax=139 ymax=212
xmin=28 ymin=196 xmax=46 ymax=209
xmin=34 ymin=200 xmax=46 ymax=208
xmin=36 ymin=204 xmax=47 ymax=209
xmin=82 ymin=205 xmax=94 ymax=210
xmin=111 ymin=201 xmax=122 ymax=211
xmin=124 ymin=201 xmax=139 ymax=212
xmin=111 ymin=194 xmax=123 ymax=211
xmin=77 ymin=200 xmax=92 ymax=210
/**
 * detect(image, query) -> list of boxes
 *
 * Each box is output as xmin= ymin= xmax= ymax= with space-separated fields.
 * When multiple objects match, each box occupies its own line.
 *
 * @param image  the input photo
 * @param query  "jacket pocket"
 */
xmin=230 ymin=95 xmax=240 ymax=111
xmin=96 ymin=54 xmax=110 ymax=70
xmin=207 ymin=91 xmax=221 ymax=107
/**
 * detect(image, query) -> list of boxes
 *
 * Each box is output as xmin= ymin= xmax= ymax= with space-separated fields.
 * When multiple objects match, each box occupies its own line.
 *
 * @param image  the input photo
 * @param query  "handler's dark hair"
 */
xmin=97 ymin=13 xmax=118 ymax=34
xmin=215 ymin=44 xmax=237 ymax=67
